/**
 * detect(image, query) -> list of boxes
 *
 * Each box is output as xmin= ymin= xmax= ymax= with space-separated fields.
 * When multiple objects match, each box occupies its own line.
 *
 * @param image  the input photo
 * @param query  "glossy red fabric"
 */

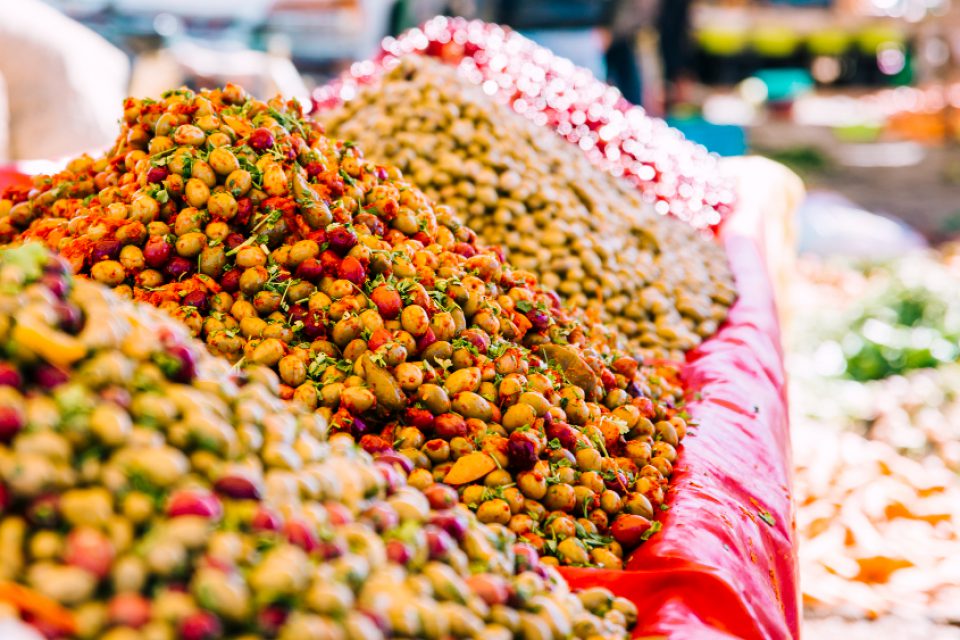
xmin=559 ymin=225 xmax=796 ymax=640
xmin=0 ymin=168 xmax=31 ymax=192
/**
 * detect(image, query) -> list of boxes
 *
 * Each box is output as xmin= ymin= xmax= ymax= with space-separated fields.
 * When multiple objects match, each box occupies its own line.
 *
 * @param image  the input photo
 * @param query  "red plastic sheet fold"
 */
xmin=560 ymin=226 xmax=796 ymax=640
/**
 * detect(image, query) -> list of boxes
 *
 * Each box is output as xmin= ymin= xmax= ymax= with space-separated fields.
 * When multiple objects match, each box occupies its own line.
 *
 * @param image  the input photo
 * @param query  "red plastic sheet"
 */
xmin=560 ymin=223 xmax=796 ymax=640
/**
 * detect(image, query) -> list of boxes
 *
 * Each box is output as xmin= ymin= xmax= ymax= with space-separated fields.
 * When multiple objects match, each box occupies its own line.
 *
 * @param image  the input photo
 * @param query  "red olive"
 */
xmin=251 ymin=506 xmax=283 ymax=533
xmin=424 ymin=525 xmax=454 ymax=559
xmin=283 ymin=518 xmax=320 ymax=553
xmin=143 ymin=236 xmax=172 ymax=268
xmin=338 ymin=256 xmax=366 ymax=285
xmin=166 ymin=489 xmax=223 ymax=520
xmin=64 ymin=527 xmax=115 ymax=578
xmin=422 ymin=484 xmax=458 ymax=510
xmin=258 ymin=606 xmax=289 ymax=636
xmin=610 ymin=514 xmax=653 ymax=549
xmin=0 ymin=362 xmax=22 ymax=388
xmin=107 ymin=593 xmax=151 ymax=629
xmin=213 ymin=475 xmax=262 ymax=501
xmin=434 ymin=413 xmax=466 ymax=439
xmin=146 ymin=166 xmax=169 ymax=184
xmin=179 ymin=611 xmax=223 ymax=640
xmin=0 ymin=406 xmax=24 ymax=443
xmin=247 ymin=127 xmax=275 ymax=152
xmin=386 ymin=539 xmax=412 ymax=565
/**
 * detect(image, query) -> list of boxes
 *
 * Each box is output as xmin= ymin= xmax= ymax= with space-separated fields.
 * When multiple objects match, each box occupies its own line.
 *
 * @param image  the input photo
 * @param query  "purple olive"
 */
xmin=355 ymin=212 xmax=384 ymax=237
xmin=386 ymin=539 xmax=412 ymax=565
xmin=326 ymin=225 xmax=357 ymax=255
xmin=214 ymin=475 xmax=262 ymax=501
xmin=257 ymin=607 xmax=288 ymax=636
xmin=424 ymin=525 xmax=454 ymax=559
xmin=166 ymin=489 xmax=223 ymax=520
xmin=459 ymin=329 xmax=490 ymax=354
xmin=220 ymin=269 xmax=241 ymax=293
xmin=317 ymin=538 xmax=346 ymax=560
xmin=40 ymin=273 xmax=69 ymax=300
xmin=0 ymin=406 xmax=25 ymax=443
xmin=179 ymin=611 xmax=222 ymax=640
xmin=513 ymin=542 xmax=540 ymax=573
xmin=358 ymin=611 xmax=389 ymax=634
xmin=180 ymin=290 xmax=208 ymax=312
xmin=100 ymin=387 xmax=132 ymax=409
xmin=283 ymin=518 xmax=320 ymax=553
xmin=251 ymin=506 xmax=282 ymax=533
xmin=349 ymin=415 xmax=369 ymax=438
xmin=54 ymin=302 xmax=84 ymax=334
xmin=545 ymin=421 xmax=578 ymax=452
xmin=429 ymin=511 xmax=468 ymax=541
xmin=247 ymin=128 xmax=275 ymax=152
xmin=604 ymin=470 xmax=629 ymax=494
xmin=507 ymin=434 xmax=538 ymax=471
xmin=301 ymin=310 xmax=326 ymax=340
xmin=375 ymin=452 xmax=413 ymax=475
xmin=165 ymin=257 xmax=193 ymax=280
xmin=294 ymin=258 xmax=323 ymax=284
xmin=43 ymin=257 xmax=69 ymax=276
xmin=224 ymin=233 xmax=245 ymax=252
xmin=90 ymin=239 xmax=122 ymax=263
xmin=33 ymin=363 xmax=68 ymax=389
xmin=0 ymin=362 xmax=22 ymax=388
xmin=526 ymin=309 xmax=551 ymax=331
xmin=143 ymin=236 xmax=172 ymax=268
xmin=287 ymin=304 xmax=307 ymax=326
xmin=164 ymin=344 xmax=197 ymax=383
xmin=147 ymin=166 xmax=169 ymax=184
xmin=363 ymin=503 xmax=399 ymax=533
xmin=27 ymin=495 xmax=60 ymax=527
xmin=375 ymin=461 xmax=405 ymax=496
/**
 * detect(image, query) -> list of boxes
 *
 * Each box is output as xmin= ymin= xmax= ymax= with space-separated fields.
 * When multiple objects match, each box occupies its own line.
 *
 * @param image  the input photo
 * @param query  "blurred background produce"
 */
xmin=0 ymin=243 xmax=636 ymax=639
xmin=790 ymin=239 xmax=960 ymax=639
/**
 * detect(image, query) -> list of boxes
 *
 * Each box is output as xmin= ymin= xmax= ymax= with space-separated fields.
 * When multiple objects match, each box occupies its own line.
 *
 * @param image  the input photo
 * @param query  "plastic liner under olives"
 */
xmin=320 ymin=57 xmax=736 ymax=362
xmin=1 ymin=86 xmax=689 ymax=566
xmin=0 ymin=244 xmax=636 ymax=639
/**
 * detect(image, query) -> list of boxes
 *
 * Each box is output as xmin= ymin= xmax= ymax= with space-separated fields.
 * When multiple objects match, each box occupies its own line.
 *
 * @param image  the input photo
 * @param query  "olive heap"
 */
xmin=321 ymin=57 xmax=736 ymax=361
xmin=0 ymin=243 xmax=637 ymax=640
xmin=0 ymin=85 xmax=692 ymax=567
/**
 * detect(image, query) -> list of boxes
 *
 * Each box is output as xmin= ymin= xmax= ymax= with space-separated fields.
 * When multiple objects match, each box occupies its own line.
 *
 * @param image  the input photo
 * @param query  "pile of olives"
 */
xmin=322 ymin=57 xmax=736 ymax=362
xmin=1 ymin=85 xmax=692 ymax=567
xmin=0 ymin=244 xmax=637 ymax=639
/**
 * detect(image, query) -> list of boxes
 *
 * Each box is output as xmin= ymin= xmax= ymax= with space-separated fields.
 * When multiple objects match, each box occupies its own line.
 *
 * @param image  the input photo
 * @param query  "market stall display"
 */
xmin=321 ymin=57 xmax=736 ymax=361
xmin=790 ymin=252 xmax=960 ymax=623
xmin=0 ymin=86 xmax=695 ymax=569
xmin=0 ymin=243 xmax=635 ymax=639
